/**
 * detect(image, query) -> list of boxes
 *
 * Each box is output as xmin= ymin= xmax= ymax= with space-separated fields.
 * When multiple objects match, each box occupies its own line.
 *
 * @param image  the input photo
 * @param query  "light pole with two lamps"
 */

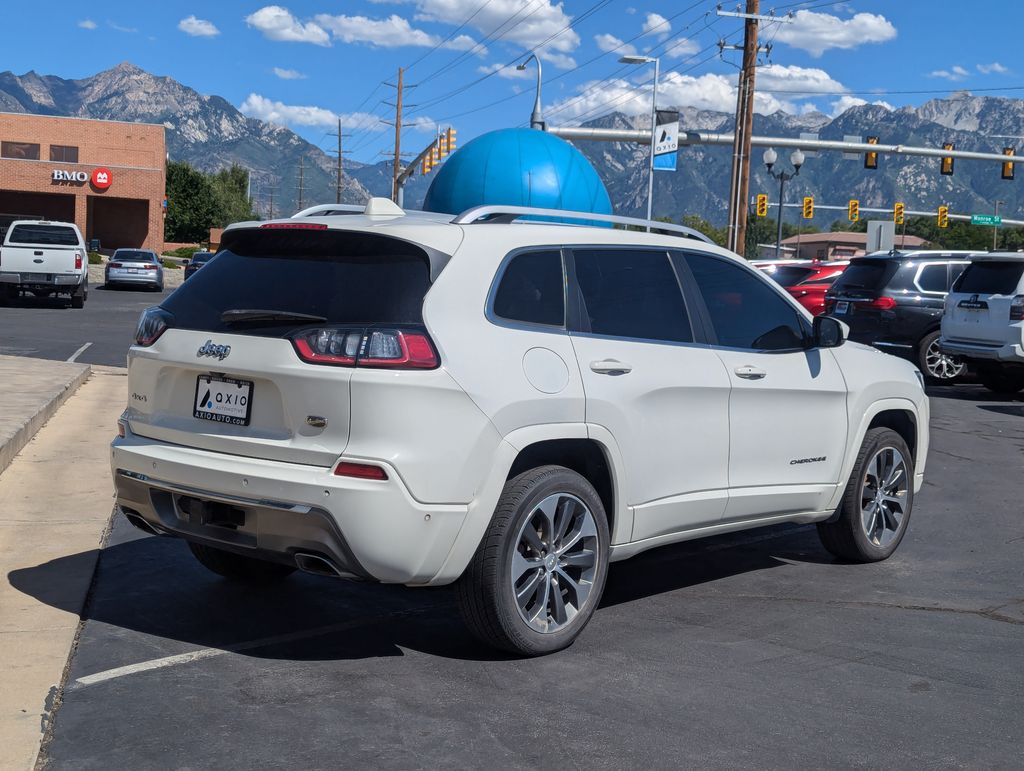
xmin=762 ymin=147 xmax=804 ymax=258
xmin=619 ymin=55 xmax=660 ymax=227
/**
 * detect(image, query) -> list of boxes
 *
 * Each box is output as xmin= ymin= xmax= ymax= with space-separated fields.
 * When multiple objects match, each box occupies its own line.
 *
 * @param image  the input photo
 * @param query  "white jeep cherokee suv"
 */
xmin=111 ymin=199 xmax=929 ymax=656
xmin=941 ymin=253 xmax=1024 ymax=394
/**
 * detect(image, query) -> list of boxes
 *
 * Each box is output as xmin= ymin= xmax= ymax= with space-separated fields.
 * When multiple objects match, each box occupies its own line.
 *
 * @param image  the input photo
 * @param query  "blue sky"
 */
xmin=3 ymin=1 xmax=1021 ymax=163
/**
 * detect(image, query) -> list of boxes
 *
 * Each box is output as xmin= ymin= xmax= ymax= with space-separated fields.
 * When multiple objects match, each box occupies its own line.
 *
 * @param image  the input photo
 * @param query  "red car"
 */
xmin=782 ymin=262 xmax=849 ymax=316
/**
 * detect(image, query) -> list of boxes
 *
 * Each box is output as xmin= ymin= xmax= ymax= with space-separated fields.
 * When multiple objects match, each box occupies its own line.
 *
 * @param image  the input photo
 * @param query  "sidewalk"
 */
xmin=0 ymin=355 xmax=90 ymax=476
xmin=0 ymin=367 xmax=127 ymax=771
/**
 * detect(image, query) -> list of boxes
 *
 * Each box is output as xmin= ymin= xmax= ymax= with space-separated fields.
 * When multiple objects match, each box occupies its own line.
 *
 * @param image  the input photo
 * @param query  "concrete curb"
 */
xmin=0 ymin=364 xmax=91 ymax=477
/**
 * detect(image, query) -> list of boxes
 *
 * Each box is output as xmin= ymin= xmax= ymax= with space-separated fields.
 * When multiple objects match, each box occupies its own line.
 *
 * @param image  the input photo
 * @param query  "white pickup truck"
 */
xmin=0 ymin=220 xmax=89 ymax=308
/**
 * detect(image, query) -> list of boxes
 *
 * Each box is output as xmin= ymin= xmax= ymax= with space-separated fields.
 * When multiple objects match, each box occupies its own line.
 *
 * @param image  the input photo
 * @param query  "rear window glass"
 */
xmin=797 ymin=271 xmax=842 ymax=286
xmin=832 ymin=259 xmax=897 ymax=291
xmin=7 ymin=224 xmax=79 ymax=246
xmin=493 ymin=250 xmax=564 ymax=327
xmin=161 ymin=229 xmax=433 ymax=336
xmin=191 ymin=252 xmax=214 ymax=264
xmin=954 ymin=261 xmax=1024 ymax=295
xmin=766 ymin=266 xmax=815 ymax=286
xmin=114 ymin=250 xmax=157 ymax=262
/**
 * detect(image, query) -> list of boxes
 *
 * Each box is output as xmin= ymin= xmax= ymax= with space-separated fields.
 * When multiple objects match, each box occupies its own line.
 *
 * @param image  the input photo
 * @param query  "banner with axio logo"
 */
xmin=653 ymin=109 xmax=679 ymax=172
xmin=50 ymin=167 xmax=113 ymax=189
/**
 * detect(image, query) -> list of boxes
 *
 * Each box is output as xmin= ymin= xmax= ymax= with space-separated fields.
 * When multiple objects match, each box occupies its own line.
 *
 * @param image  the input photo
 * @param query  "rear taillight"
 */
xmin=867 ymin=296 xmax=897 ymax=310
xmin=135 ymin=307 xmax=172 ymax=346
xmin=75 ymin=251 xmax=83 ymax=269
xmin=1011 ymin=295 xmax=1024 ymax=321
xmin=291 ymin=327 xmax=438 ymax=369
xmin=144 ymin=264 xmax=159 ymax=271
xmin=333 ymin=461 xmax=388 ymax=480
xmin=109 ymin=262 xmax=122 ymax=268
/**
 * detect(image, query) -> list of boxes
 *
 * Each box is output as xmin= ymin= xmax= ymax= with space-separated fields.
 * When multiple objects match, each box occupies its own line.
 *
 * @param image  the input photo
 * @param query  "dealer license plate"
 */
xmin=834 ymin=301 xmax=849 ymax=314
xmin=194 ymin=375 xmax=253 ymax=426
xmin=127 ymin=268 xmax=138 ymax=273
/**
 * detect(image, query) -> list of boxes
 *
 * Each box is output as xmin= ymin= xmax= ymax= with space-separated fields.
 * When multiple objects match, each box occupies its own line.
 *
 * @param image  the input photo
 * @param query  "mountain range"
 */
xmin=0 ymin=63 xmax=1020 ymax=225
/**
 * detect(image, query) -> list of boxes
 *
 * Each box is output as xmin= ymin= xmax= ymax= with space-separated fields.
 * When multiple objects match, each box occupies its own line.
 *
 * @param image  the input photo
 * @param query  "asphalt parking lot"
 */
xmin=11 ymin=384 xmax=1023 ymax=768
xmin=0 ymin=283 xmax=173 ymax=367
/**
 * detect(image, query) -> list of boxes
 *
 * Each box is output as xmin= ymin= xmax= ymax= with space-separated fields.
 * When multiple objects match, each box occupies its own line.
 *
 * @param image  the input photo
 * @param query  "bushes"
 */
xmin=161 ymin=259 xmax=181 ymax=269
xmin=88 ymin=251 xmax=104 ymax=265
xmin=162 ymin=246 xmax=201 ymax=259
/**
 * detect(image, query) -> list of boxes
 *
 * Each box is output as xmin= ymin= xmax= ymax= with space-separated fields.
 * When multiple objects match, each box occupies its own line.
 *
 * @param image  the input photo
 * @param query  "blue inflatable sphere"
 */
xmin=423 ymin=128 xmax=612 ymax=218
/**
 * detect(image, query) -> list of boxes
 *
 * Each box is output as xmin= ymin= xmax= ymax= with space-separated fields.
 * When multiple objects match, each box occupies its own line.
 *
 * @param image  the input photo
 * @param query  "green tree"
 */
xmin=211 ymin=164 xmax=258 ymax=227
xmin=165 ymin=160 xmax=218 ymax=243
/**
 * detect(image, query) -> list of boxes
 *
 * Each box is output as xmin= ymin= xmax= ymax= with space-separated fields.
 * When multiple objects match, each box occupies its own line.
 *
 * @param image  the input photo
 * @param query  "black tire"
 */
xmin=818 ymin=427 xmax=914 ymax=562
xmin=456 ymin=465 xmax=610 ymax=656
xmin=187 ymin=541 xmax=296 ymax=582
xmin=917 ymin=330 xmax=965 ymax=382
xmin=977 ymin=367 xmax=1024 ymax=394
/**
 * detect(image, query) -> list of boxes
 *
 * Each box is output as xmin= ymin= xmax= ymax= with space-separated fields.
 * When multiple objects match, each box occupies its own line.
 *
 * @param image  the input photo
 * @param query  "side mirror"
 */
xmin=182 ymin=259 xmax=190 ymax=265
xmin=813 ymin=315 xmax=848 ymax=348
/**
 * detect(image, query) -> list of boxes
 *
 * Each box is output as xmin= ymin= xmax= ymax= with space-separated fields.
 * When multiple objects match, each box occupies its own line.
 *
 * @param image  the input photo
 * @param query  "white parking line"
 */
xmin=66 ymin=342 xmax=92 ymax=363
xmin=72 ymin=605 xmax=443 ymax=689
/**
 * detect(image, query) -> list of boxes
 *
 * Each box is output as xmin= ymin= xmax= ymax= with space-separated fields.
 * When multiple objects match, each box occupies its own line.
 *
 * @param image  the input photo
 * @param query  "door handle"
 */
xmin=734 ymin=365 xmax=766 ymax=380
xmin=590 ymin=359 xmax=632 ymax=375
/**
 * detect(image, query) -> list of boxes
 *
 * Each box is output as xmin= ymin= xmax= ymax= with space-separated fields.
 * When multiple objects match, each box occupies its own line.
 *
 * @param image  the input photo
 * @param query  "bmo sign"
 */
xmin=51 ymin=167 xmax=113 ymax=189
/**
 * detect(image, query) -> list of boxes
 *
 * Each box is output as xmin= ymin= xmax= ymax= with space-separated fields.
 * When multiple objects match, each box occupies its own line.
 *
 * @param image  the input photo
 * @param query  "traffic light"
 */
xmin=802 ymin=196 xmax=814 ymax=219
xmin=894 ymin=201 xmax=905 ymax=225
xmin=937 ymin=205 xmax=949 ymax=228
xmin=437 ymin=133 xmax=449 ymax=158
xmin=940 ymin=142 xmax=955 ymax=176
xmin=446 ymin=127 xmax=457 ymax=154
xmin=848 ymin=199 xmax=859 ymax=222
xmin=431 ymin=143 xmax=440 ymax=164
xmin=755 ymin=194 xmax=768 ymax=217
xmin=1003 ymin=147 xmax=1016 ymax=181
xmin=864 ymin=136 xmax=879 ymax=170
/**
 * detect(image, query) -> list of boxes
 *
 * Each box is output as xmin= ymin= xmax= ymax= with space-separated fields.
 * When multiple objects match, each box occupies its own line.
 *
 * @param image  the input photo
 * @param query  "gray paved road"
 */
xmin=0 ymin=284 xmax=172 ymax=367
xmin=12 ymin=384 xmax=1023 ymax=768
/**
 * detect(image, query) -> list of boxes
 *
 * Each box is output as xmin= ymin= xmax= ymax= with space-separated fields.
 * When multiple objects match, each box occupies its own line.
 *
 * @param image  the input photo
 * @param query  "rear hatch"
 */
xmin=125 ymin=226 xmax=438 ymax=466
xmin=825 ymin=258 xmax=899 ymax=338
xmin=943 ymin=259 xmax=1024 ymax=345
xmin=1 ymin=223 xmax=81 ymax=274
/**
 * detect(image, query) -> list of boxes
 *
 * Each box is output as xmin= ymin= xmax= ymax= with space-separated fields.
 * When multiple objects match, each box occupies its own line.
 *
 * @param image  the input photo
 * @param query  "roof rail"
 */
xmin=451 ymin=205 xmax=714 ymax=244
xmin=292 ymin=203 xmax=364 ymax=218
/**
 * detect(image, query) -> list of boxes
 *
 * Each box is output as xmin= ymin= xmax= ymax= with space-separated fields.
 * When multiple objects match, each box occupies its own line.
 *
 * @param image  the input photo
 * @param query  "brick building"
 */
xmin=0 ymin=113 xmax=165 ymax=250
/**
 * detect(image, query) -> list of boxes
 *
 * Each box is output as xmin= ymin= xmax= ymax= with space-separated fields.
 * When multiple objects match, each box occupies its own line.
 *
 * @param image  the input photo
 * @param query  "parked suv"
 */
xmin=111 ymin=199 xmax=930 ymax=656
xmin=941 ymin=253 xmax=1024 ymax=393
xmin=824 ymin=250 xmax=975 ymax=380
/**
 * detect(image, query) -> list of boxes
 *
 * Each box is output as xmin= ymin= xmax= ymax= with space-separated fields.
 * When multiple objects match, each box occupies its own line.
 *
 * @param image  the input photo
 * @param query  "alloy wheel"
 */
xmin=924 ymin=338 xmax=965 ymax=380
xmin=860 ymin=446 xmax=909 ymax=547
xmin=510 ymin=493 xmax=599 ymax=634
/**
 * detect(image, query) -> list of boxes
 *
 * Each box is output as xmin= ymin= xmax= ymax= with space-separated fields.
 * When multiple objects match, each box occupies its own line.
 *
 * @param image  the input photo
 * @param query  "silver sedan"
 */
xmin=105 ymin=249 xmax=164 ymax=291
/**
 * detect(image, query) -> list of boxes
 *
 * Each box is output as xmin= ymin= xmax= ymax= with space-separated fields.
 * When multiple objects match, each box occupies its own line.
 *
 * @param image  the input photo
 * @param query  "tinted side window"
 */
xmin=492 ymin=250 xmax=565 ymax=327
xmin=916 ymin=264 xmax=947 ymax=293
xmin=686 ymin=253 xmax=807 ymax=351
xmin=573 ymin=249 xmax=692 ymax=343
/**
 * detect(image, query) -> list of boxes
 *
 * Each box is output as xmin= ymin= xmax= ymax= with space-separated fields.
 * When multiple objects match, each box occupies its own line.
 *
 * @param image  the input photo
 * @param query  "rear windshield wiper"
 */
xmin=220 ymin=309 xmax=328 ymax=325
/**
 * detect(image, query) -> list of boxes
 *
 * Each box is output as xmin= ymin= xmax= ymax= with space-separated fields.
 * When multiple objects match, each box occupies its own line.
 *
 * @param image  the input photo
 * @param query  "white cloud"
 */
xmin=977 ymin=62 xmax=1008 ymax=75
xmin=477 ymin=63 xmax=532 ymax=80
xmin=245 ymin=6 xmax=330 ymax=46
xmin=756 ymin=64 xmax=846 ymax=95
xmin=108 ymin=22 xmax=138 ymax=33
xmin=411 ymin=0 xmax=579 ymax=56
xmin=272 ymin=67 xmax=306 ymax=80
xmin=78 ymin=19 xmax=97 ymax=30
xmin=773 ymin=10 xmax=896 ymax=57
xmin=594 ymin=33 xmax=637 ymax=57
xmin=240 ymin=93 xmax=383 ymax=130
xmin=929 ymin=65 xmax=969 ymax=82
xmin=642 ymin=12 xmax=670 ymax=39
xmin=178 ymin=16 xmax=219 ymax=37
xmin=540 ymin=51 xmax=577 ymax=69
xmin=664 ymin=37 xmax=698 ymax=58
xmin=314 ymin=13 xmax=479 ymax=51
xmin=830 ymin=95 xmax=893 ymax=117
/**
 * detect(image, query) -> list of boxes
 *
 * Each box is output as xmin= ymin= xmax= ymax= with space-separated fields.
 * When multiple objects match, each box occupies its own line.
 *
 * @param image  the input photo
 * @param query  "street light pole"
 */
xmin=763 ymin=147 xmax=804 ymax=258
xmin=619 ymin=55 xmax=661 ymax=229
xmin=517 ymin=55 xmax=544 ymax=130
xmin=775 ymin=172 xmax=786 ymax=258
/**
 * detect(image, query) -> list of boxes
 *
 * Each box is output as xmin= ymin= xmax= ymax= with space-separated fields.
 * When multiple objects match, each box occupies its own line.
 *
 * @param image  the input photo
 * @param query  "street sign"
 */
xmin=653 ymin=109 xmax=679 ymax=171
xmin=971 ymin=214 xmax=1002 ymax=226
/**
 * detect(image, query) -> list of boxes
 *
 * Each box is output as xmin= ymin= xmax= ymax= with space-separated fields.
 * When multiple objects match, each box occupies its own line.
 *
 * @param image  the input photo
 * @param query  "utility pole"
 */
xmin=297 ymin=157 xmax=305 ymax=213
xmin=726 ymin=0 xmax=760 ymax=257
xmin=267 ymin=186 xmax=275 ymax=220
xmin=994 ymin=200 xmax=1004 ymax=250
xmin=389 ymin=67 xmax=404 ymax=203
xmin=327 ymin=118 xmax=350 ymax=204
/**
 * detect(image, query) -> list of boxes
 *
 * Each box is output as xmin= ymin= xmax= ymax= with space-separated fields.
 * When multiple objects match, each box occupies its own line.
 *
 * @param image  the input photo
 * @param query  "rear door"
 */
xmin=126 ymin=227 xmax=437 ymax=466
xmin=567 ymin=247 xmax=731 ymax=540
xmin=1 ymin=223 xmax=81 ymax=274
xmin=944 ymin=259 xmax=1024 ymax=344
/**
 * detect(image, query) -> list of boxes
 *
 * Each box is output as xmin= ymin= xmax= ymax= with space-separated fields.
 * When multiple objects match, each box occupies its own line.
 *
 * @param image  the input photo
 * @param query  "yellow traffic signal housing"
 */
xmin=755 ymin=194 xmax=768 ymax=217
xmin=446 ymin=127 xmax=457 ymax=154
xmin=937 ymin=205 xmax=949 ymax=228
xmin=437 ymin=133 xmax=448 ymax=157
xmin=940 ymin=142 xmax=954 ymax=176
xmin=865 ymin=136 xmax=879 ymax=170
xmin=894 ymin=201 xmax=905 ymax=225
xmin=848 ymin=199 xmax=859 ymax=222
xmin=431 ymin=144 xmax=440 ymax=163
xmin=802 ymin=196 xmax=814 ymax=219
xmin=1003 ymin=147 xmax=1016 ymax=180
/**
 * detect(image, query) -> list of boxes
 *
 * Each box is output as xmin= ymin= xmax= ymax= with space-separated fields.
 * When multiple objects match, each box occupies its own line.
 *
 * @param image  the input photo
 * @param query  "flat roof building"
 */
xmin=0 ymin=112 xmax=165 ymax=251
xmin=779 ymin=231 xmax=928 ymax=261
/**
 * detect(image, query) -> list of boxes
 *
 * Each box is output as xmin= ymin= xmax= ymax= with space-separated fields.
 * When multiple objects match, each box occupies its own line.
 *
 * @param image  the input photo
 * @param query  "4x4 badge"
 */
xmin=197 ymin=340 xmax=231 ymax=360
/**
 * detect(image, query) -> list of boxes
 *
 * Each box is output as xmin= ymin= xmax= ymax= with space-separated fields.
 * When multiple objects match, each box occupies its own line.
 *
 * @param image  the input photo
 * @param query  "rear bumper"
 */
xmin=0 ymin=271 xmax=83 ymax=288
xmin=106 ymin=271 xmax=161 ymax=285
xmin=940 ymin=339 xmax=1024 ymax=363
xmin=111 ymin=432 xmax=469 ymax=585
